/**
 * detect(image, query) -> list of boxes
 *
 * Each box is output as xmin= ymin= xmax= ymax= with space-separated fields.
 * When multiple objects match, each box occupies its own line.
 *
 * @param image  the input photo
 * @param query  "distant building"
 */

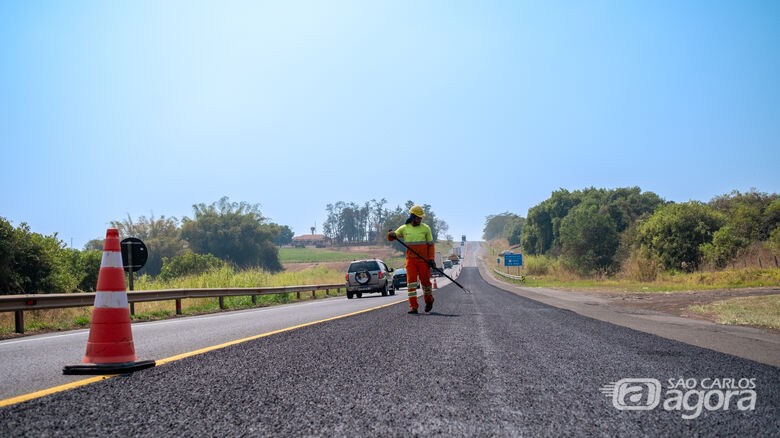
xmin=292 ymin=234 xmax=328 ymax=248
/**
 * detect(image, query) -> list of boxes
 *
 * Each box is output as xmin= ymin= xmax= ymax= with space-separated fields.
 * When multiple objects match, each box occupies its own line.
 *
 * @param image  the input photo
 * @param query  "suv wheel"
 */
xmin=381 ymin=282 xmax=388 ymax=297
xmin=347 ymin=291 xmax=354 ymax=299
xmin=356 ymin=292 xmax=363 ymax=299
xmin=390 ymin=285 xmax=396 ymax=296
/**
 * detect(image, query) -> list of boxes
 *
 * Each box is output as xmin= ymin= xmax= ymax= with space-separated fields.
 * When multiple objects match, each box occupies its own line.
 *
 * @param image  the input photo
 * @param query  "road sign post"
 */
xmin=121 ymin=238 xmax=148 ymax=315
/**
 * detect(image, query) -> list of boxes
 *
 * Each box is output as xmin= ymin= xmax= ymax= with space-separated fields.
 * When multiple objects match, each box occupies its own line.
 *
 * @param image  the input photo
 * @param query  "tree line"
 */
xmin=323 ymin=199 xmax=449 ymax=249
xmin=485 ymin=187 xmax=780 ymax=277
xmin=1 ymin=197 xmax=293 ymax=294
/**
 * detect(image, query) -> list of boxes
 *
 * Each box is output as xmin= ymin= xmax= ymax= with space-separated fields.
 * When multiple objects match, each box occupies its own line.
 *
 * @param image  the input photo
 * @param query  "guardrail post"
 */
xmin=296 ymin=291 xmax=300 ymax=299
xmin=312 ymin=290 xmax=316 ymax=299
xmin=176 ymin=299 xmax=182 ymax=315
xmin=325 ymin=288 xmax=329 ymax=296
xmin=15 ymin=310 xmax=24 ymax=334
xmin=219 ymin=297 xmax=225 ymax=309
xmin=252 ymin=295 xmax=256 ymax=304
xmin=130 ymin=303 xmax=135 ymax=316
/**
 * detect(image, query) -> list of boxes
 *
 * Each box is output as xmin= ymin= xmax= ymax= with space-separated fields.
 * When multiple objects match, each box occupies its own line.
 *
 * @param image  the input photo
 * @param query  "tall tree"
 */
xmin=559 ymin=204 xmax=619 ymax=274
xmin=504 ymin=216 xmax=525 ymax=246
xmin=111 ymin=214 xmax=186 ymax=277
xmin=181 ymin=197 xmax=282 ymax=271
xmin=272 ymin=224 xmax=295 ymax=246
xmin=483 ymin=213 xmax=519 ymax=241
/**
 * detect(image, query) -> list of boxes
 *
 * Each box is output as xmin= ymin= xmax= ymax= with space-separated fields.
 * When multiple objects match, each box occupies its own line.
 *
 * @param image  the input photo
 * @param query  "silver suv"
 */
xmin=345 ymin=259 xmax=395 ymax=299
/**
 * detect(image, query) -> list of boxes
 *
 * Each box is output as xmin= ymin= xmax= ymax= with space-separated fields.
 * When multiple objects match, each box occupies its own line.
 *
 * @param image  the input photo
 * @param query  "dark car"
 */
xmin=392 ymin=268 xmax=407 ymax=290
xmin=443 ymin=260 xmax=453 ymax=269
xmin=345 ymin=259 xmax=395 ymax=299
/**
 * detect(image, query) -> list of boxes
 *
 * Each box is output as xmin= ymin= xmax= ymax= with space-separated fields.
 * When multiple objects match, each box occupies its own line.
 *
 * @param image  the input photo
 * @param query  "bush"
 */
xmin=700 ymin=225 xmax=750 ymax=268
xmin=559 ymin=204 xmax=619 ymax=274
xmin=771 ymin=224 xmax=780 ymax=255
xmin=76 ymin=250 xmax=102 ymax=291
xmin=0 ymin=218 xmax=79 ymax=294
xmin=637 ymin=202 xmax=725 ymax=271
xmin=158 ymin=252 xmax=228 ymax=281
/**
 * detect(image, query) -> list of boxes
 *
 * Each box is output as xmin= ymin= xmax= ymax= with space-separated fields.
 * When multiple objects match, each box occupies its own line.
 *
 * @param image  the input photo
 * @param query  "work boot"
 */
xmin=408 ymin=308 xmax=418 ymax=314
xmin=424 ymin=296 xmax=434 ymax=313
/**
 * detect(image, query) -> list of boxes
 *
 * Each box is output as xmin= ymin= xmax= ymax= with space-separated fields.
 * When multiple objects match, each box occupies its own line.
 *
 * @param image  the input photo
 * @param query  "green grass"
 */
xmin=689 ymin=295 xmax=780 ymax=329
xmin=278 ymin=247 xmax=370 ymax=263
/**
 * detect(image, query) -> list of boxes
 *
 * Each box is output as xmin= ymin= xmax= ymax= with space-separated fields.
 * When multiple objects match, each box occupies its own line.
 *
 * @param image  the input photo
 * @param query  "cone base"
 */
xmin=62 ymin=360 xmax=156 ymax=375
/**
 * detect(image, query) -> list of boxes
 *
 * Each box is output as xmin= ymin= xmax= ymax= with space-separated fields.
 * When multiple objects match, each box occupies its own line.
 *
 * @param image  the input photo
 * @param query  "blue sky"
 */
xmin=1 ymin=1 xmax=778 ymax=248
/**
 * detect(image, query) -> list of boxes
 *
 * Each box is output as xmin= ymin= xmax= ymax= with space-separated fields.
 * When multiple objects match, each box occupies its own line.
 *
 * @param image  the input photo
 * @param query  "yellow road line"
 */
xmin=0 ymin=298 xmax=406 ymax=408
xmin=0 ymin=376 xmax=112 ymax=408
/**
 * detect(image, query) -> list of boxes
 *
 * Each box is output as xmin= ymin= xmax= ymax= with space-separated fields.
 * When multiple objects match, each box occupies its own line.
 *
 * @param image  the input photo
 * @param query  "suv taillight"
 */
xmin=378 ymin=272 xmax=383 ymax=279
xmin=345 ymin=274 xmax=349 ymax=280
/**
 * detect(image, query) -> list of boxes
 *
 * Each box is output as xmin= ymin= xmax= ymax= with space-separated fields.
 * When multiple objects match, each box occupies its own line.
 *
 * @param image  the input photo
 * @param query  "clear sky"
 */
xmin=1 ymin=1 xmax=778 ymax=248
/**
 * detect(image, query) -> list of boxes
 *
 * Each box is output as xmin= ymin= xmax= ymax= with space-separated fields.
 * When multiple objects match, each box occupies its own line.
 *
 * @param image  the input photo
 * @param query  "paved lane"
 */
xmin=0 ymin=291 xmax=406 ymax=400
xmin=1 ymin=269 xmax=460 ymax=401
xmin=1 ymin=262 xmax=777 ymax=436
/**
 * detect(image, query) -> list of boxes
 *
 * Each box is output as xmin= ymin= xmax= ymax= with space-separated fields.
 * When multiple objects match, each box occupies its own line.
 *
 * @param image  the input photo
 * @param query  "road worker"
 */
xmin=387 ymin=205 xmax=436 ymax=314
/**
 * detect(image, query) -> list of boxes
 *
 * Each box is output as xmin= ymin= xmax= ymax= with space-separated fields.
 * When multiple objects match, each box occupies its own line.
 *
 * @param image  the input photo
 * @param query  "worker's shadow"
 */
xmin=425 ymin=312 xmax=459 ymax=318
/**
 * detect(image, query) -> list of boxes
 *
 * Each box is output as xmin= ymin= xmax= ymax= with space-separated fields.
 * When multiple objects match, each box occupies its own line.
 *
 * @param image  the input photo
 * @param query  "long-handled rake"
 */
xmin=391 ymin=234 xmax=472 ymax=294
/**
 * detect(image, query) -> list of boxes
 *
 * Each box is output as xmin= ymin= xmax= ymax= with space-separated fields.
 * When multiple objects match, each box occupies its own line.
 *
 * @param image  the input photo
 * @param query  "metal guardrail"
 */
xmin=1 ymin=283 xmax=345 ymax=334
xmin=493 ymin=268 xmax=525 ymax=282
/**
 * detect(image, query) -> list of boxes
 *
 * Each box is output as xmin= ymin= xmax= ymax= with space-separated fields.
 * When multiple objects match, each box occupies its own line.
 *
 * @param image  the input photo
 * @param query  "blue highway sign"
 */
xmin=504 ymin=254 xmax=523 ymax=266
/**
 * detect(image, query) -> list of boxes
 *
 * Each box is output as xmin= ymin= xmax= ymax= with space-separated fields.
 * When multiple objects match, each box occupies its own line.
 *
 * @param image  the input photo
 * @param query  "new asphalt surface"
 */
xmin=1 ymin=267 xmax=778 ymax=436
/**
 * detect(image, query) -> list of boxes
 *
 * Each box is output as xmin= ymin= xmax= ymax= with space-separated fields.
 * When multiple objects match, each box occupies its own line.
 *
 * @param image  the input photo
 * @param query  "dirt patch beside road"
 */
xmin=601 ymin=287 xmax=780 ymax=331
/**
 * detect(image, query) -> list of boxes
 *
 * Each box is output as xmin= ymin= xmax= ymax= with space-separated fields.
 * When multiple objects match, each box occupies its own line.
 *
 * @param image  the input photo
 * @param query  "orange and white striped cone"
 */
xmin=433 ymin=277 xmax=438 ymax=289
xmin=63 ymin=229 xmax=155 ymax=375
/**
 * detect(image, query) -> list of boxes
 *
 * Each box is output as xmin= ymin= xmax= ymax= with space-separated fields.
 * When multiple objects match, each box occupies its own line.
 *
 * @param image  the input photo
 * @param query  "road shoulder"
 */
xmin=477 ymin=258 xmax=780 ymax=367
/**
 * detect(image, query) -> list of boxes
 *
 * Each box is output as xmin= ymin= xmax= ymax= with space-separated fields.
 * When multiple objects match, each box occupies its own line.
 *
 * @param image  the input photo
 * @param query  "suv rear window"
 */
xmin=348 ymin=261 xmax=380 ymax=272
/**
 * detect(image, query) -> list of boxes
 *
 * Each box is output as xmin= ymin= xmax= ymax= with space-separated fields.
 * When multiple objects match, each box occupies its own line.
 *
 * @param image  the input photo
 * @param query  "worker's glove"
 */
xmin=427 ymin=259 xmax=436 ymax=269
xmin=387 ymin=231 xmax=397 ymax=241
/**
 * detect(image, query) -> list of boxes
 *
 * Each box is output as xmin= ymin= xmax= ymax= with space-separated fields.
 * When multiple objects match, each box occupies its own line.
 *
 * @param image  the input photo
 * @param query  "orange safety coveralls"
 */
xmin=388 ymin=223 xmax=435 ymax=311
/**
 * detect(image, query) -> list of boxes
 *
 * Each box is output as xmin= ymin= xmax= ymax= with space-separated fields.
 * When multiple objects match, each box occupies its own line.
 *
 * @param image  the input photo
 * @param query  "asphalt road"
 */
xmin=1 ymin=256 xmax=778 ymax=435
xmin=0 ymin=270 xmax=458 ymax=400
xmin=0 ymin=291 xmax=409 ymax=400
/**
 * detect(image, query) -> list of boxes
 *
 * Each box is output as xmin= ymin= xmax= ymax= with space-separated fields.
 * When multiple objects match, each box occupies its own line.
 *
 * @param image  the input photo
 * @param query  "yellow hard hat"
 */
xmin=409 ymin=205 xmax=425 ymax=218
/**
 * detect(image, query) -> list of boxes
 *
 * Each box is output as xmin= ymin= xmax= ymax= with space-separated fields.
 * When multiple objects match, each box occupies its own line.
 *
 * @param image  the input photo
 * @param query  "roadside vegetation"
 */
xmin=689 ymin=295 xmax=780 ymax=330
xmin=0 ymin=264 xmax=347 ymax=336
xmin=484 ymin=187 xmax=780 ymax=292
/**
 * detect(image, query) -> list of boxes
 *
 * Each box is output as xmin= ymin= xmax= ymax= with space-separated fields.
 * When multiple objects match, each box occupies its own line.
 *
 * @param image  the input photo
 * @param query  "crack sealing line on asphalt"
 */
xmin=0 ymin=298 xmax=407 ymax=408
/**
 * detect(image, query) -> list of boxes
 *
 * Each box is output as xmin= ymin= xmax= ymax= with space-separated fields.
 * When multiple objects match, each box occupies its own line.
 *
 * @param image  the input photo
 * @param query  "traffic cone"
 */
xmin=63 ymin=229 xmax=155 ymax=375
xmin=433 ymin=276 xmax=438 ymax=289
